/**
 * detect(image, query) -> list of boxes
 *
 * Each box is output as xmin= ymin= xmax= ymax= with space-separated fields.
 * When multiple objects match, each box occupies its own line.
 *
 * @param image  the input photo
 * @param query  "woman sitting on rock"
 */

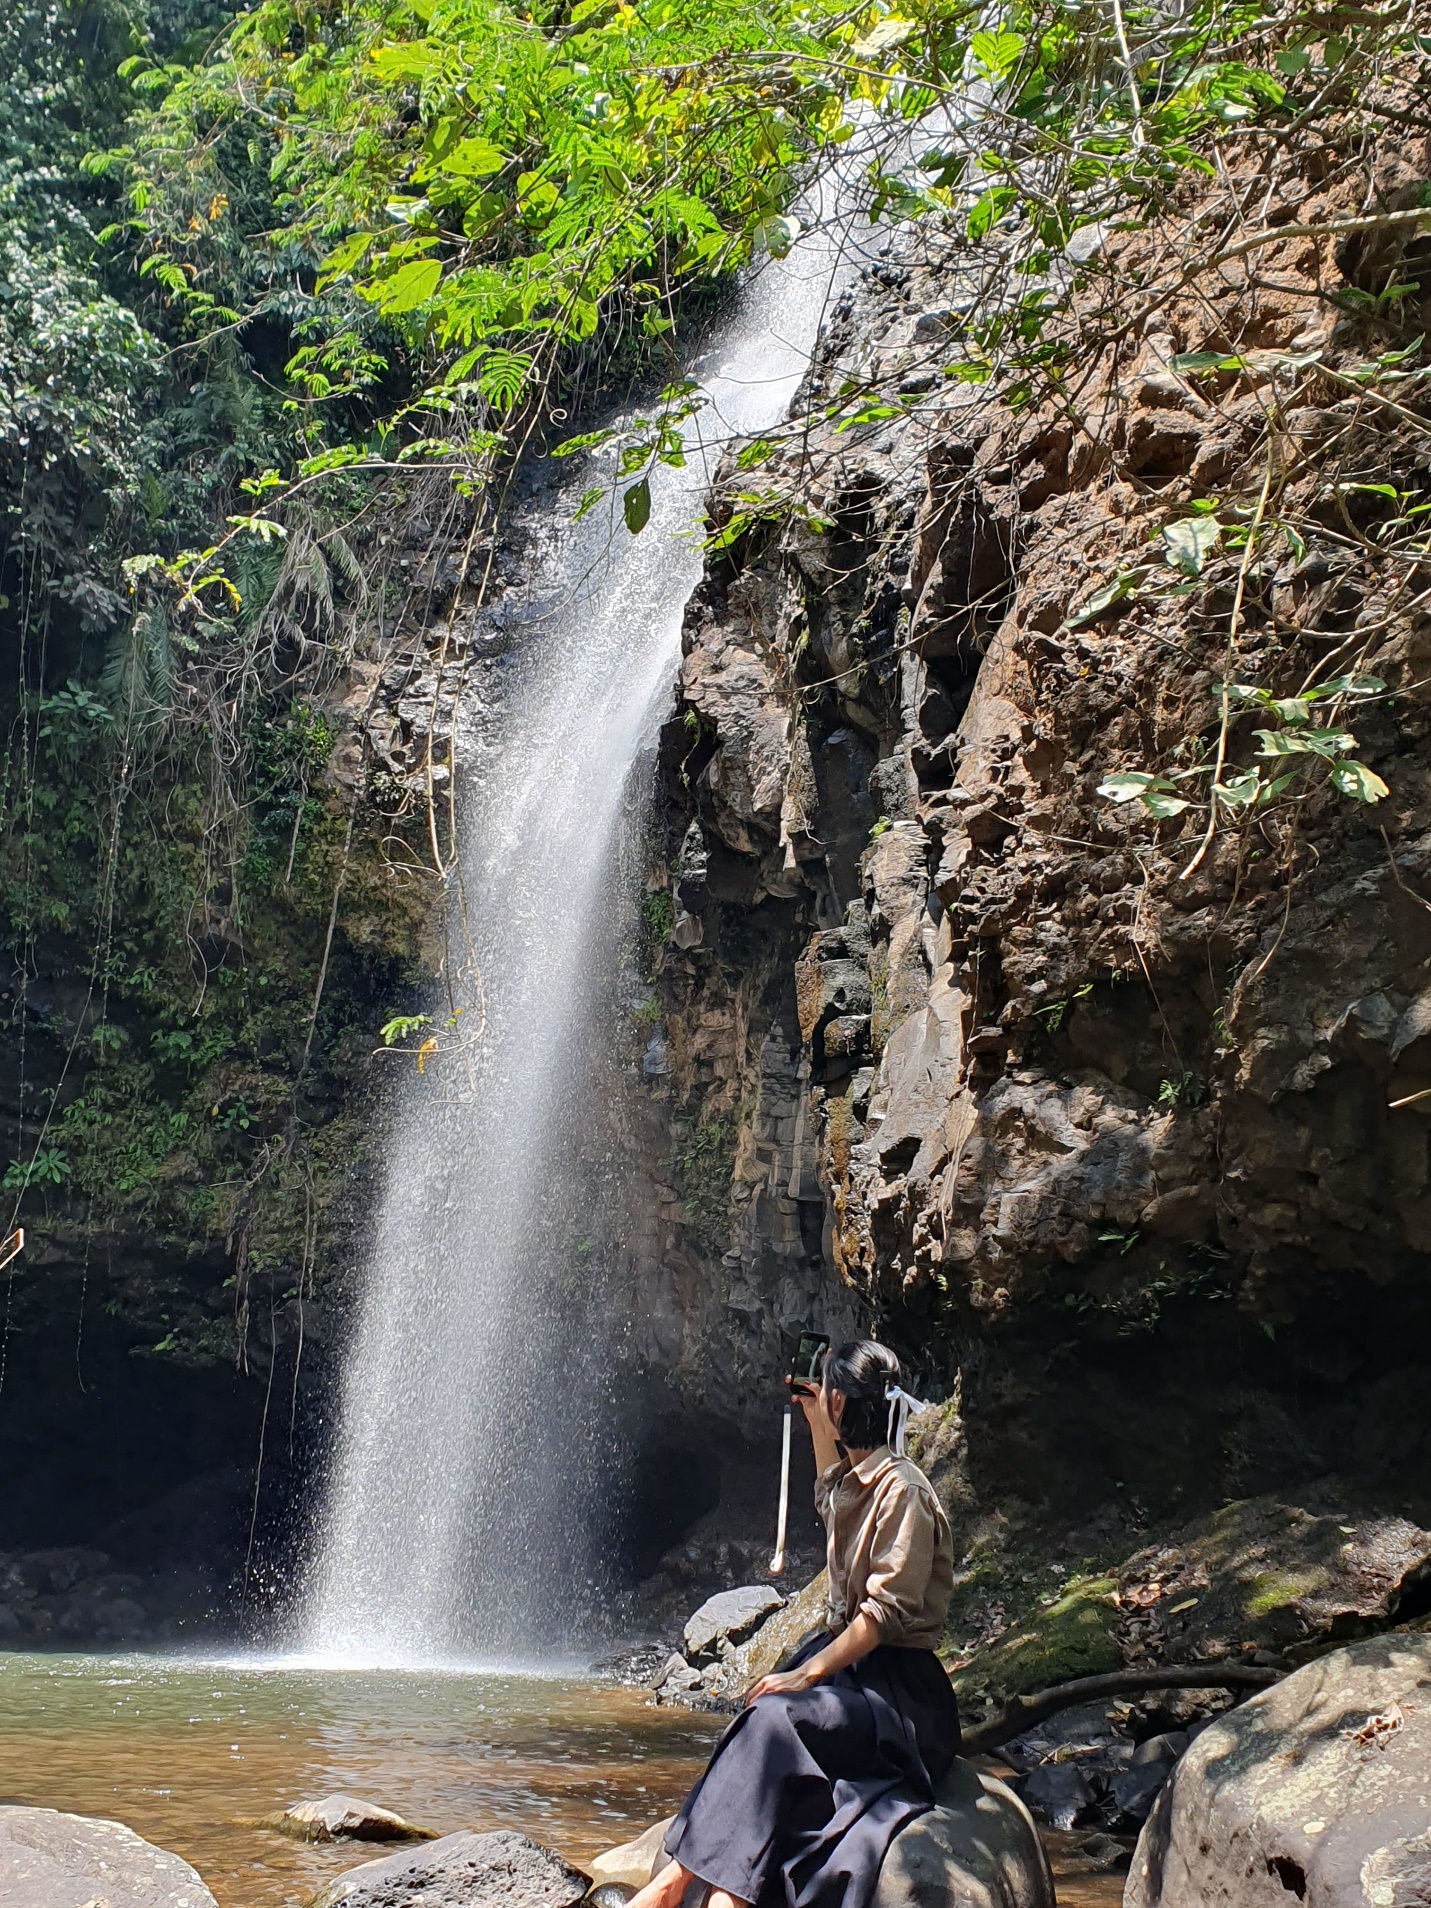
xmin=630 ymin=1340 xmax=958 ymax=1908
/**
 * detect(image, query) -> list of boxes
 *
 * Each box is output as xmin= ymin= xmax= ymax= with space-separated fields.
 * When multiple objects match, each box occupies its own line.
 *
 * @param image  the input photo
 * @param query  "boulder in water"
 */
xmin=683 ymin=1585 xmax=785 ymax=1662
xmin=1126 ymin=1633 xmax=1431 ymax=1907
xmin=874 ymin=1761 xmax=1054 ymax=1908
xmin=0 ymin=1804 xmax=217 ymax=1907
xmin=307 ymin=1827 xmax=589 ymax=1908
xmin=257 ymin=1794 xmax=437 ymax=1843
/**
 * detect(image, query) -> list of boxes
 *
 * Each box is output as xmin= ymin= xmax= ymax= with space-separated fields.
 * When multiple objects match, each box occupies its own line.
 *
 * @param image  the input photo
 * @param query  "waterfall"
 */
xmin=302 ymin=177 xmax=863 ymax=1666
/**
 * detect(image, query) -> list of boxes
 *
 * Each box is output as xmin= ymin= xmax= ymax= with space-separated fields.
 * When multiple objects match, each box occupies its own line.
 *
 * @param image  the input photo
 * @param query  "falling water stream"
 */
xmin=303 ymin=175 xmax=868 ymax=1664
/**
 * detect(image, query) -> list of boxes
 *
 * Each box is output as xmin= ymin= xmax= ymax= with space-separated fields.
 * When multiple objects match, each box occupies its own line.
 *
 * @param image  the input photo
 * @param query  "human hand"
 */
xmin=745 ymin=1663 xmax=818 ymax=1705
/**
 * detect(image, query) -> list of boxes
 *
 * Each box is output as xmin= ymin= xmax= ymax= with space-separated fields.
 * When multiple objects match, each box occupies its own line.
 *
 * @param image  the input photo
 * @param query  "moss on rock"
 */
xmin=949 ymin=1575 xmax=1121 ymax=1706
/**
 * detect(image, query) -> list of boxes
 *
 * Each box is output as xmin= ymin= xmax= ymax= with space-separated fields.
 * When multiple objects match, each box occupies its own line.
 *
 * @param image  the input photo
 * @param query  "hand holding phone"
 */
xmin=787 ymin=1331 xmax=830 ymax=1396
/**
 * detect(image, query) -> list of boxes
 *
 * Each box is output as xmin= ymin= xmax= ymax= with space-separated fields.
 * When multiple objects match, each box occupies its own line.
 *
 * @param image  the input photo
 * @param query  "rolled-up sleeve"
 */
xmin=856 ymin=1476 xmax=936 ymax=1639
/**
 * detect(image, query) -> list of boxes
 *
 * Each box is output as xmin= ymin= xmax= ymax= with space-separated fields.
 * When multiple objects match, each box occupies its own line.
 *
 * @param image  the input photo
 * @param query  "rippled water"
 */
xmin=0 ymin=1651 xmax=1126 ymax=1908
xmin=0 ymin=1651 xmax=722 ymax=1907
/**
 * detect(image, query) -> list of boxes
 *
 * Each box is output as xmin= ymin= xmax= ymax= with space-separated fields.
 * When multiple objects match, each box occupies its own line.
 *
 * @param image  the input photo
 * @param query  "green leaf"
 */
xmin=1098 ymin=773 xmax=1188 ymax=814
xmin=477 ymin=349 xmax=531 ymax=409
xmin=371 ymin=258 xmax=442 ymax=312
xmin=369 ymin=43 xmax=438 ymax=80
xmin=1170 ymin=350 xmax=1237 ymax=374
xmin=854 ymin=16 xmax=919 ymax=55
xmin=753 ymin=214 xmax=800 ymax=258
xmin=1099 ymin=772 xmax=1161 ymax=801
xmin=437 ymin=137 xmax=506 ymax=179
xmin=1064 ymin=570 xmax=1140 ymax=628
xmin=971 ymin=29 xmax=1026 ymax=77
xmin=1162 ymin=516 xmax=1222 ymax=576
xmin=1255 ymin=726 xmax=1357 ymax=758
xmin=551 ymin=428 xmax=617 ymax=460
xmin=1305 ymin=673 xmax=1386 ymax=701
xmin=1328 ymin=760 xmax=1389 ymax=802
xmin=381 ymin=1013 xmax=432 ymax=1045
xmin=967 ymin=186 xmax=1019 ymax=241
xmin=1214 ymin=770 xmax=1262 ymax=808
xmin=623 ymin=476 xmax=652 ymax=535
xmin=1221 ymin=682 xmax=1272 ymax=707
xmin=318 ymin=230 xmax=376 ymax=284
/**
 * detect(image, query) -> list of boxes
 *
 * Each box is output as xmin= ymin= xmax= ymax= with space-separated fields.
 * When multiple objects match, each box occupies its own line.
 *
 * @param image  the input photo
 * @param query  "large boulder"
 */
xmin=308 ymin=1828 xmax=589 ymax=1908
xmin=733 ymin=1572 xmax=831 ymax=1682
xmin=874 ymin=1761 xmax=1054 ymax=1908
xmin=1115 ymin=1499 xmax=1431 ymax=1668
xmin=683 ymin=1586 xmax=786 ymax=1662
xmin=1126 ymin=1633 xmax=1431 ymax=1907
xmin=588 ymin=1764 xmax=1051 ymax=1908
xmin=0 ymin=1805 xmax=217 ymax=1907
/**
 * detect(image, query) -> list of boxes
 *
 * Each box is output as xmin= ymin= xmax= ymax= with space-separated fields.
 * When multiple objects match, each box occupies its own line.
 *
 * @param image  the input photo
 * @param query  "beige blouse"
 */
xmin=814 ymin=1445 xmax=953 ymax=1651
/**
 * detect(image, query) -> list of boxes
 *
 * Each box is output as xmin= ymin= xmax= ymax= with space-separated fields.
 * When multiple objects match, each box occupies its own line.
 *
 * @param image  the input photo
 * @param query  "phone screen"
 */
xmin=790 ymin=1332 xmax=830 ymax=1391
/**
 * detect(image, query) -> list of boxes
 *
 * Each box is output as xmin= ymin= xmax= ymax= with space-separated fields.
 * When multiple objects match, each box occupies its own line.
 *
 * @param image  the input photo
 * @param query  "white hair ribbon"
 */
xmin=885 ymin=1382 xmax=929 ymax=1457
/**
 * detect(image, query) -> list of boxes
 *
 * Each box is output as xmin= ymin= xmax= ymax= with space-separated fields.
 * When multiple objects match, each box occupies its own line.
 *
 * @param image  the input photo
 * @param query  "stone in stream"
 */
xmin=682 ymin=1585 xmax=785 ymax=1663
xmin=586 ymin=1817 xmax=674 ymax=1889
xmin=307 ymin=1827 xmax=590 ymax=1908
xmin=1016 ymin=1760 xmax=1094 ymax=1833
xmin=0 ymin=1804 xmax=217 ymax=1907
xmin=1126 ymin=1632 xmax=1431 ymax=1907
xmin=257 ymin=1794 xmax=437 ymax=1843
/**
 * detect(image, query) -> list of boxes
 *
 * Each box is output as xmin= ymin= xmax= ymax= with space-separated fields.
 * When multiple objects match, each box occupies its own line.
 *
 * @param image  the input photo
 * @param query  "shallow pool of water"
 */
xmin=0 ymin=1650 xmax=723 ymax=1907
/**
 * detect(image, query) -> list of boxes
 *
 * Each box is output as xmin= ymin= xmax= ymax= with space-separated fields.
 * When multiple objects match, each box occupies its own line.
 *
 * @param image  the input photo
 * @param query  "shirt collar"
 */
xmin=849 ymin=1444 xmax=894 ymax=1486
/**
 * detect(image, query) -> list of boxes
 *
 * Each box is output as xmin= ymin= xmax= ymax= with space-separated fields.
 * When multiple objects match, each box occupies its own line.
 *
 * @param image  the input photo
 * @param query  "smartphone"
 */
xmin=788 ymin=1331 xmax=830 ymax=1394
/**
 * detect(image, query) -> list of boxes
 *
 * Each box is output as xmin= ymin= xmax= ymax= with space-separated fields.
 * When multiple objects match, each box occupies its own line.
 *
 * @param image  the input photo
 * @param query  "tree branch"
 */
xmin=959 ymin=1663 xmax=1281 ymax=1754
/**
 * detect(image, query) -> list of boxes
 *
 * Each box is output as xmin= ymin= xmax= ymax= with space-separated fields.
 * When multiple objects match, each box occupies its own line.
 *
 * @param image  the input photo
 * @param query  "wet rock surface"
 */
xmin=307 ymin=1828 xmax=590 ymax=1908
xmin=0 ymin=1805 xmax=217 ymax=1908
xmin=1126 ymin=1635 xmax=1431 ymax=1908
xmin=259 ymin=1795 xmax=437 ymax=1844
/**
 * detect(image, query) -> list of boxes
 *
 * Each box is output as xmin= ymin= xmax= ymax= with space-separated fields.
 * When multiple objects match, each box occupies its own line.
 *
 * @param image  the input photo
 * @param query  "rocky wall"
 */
xmin=645 ymin=160 xmax=1431 ymax=1555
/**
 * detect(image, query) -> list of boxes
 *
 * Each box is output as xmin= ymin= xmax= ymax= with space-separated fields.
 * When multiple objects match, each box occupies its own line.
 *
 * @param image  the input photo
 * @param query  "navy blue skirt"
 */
xmin=663 ymin=1634 xmax=960 ymax=1908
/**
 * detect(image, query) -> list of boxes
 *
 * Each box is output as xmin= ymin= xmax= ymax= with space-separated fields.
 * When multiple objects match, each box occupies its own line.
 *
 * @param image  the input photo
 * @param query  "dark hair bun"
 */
xmin=824 ymin=1340 xmax=901 ymax=1449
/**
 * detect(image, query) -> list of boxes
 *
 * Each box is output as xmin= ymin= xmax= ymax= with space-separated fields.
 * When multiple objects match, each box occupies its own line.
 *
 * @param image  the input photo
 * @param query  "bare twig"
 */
xmin=960 ymin=1664 xmax=1281 ymax=1754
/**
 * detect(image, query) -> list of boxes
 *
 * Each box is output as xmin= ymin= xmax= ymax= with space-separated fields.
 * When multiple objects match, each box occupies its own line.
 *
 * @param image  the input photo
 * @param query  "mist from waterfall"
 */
xmin=302 ymin=172 xmax=869 ymax=1665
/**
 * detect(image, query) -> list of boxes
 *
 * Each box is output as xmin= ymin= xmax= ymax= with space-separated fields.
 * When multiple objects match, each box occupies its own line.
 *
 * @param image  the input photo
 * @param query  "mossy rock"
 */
xmin=1115 ymin=1496 xmax=1431 ymax=1665
xmin=949 ymin=1575 xmax=1120 ymax=1706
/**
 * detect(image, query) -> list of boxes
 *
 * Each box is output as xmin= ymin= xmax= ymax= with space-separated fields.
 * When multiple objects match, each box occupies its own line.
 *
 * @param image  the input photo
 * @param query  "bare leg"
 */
xmin=627 ymin=1861 xmax=696 ymax=1908
xmin=708 ymin=1890 xmax=751 ymax=1908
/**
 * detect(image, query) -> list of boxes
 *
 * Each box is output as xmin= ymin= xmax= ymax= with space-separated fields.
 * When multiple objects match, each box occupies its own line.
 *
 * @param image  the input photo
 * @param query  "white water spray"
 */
xmin=303 ymin=176 xmax=868 ymax=1665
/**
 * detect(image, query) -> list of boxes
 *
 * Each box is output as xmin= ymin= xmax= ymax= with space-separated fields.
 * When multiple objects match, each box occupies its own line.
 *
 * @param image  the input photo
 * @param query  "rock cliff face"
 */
xmin=13 ymin=134 xmax=1431 ymax=1611
xmin=640 ymin=154 xmax=1431 ymax=1557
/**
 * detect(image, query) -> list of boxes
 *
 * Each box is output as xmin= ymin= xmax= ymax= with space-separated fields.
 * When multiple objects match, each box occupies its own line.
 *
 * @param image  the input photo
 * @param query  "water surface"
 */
xmin=0 ymin=1651 xmax=721 ymax=1907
